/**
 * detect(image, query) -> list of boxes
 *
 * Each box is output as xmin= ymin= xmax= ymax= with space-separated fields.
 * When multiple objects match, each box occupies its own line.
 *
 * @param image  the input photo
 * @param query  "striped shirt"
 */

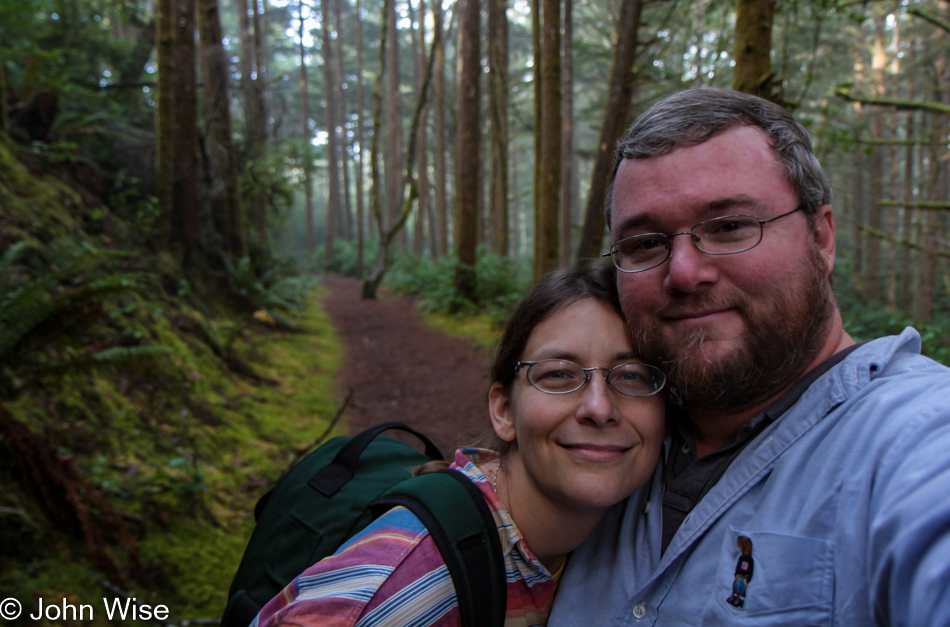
xmin=252 ymin=449 xmax=557 ymax=627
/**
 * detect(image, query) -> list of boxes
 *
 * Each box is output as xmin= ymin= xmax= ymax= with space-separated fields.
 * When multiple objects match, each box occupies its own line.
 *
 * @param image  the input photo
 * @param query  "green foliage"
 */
xmin=834 ymin=259 xmax=950 ymax=366
xmin=319 ymin=239 xmax=380 ymax=278
xmin=229 ymin=256 xmax=319 ymax=320
xmin=384 ymin=246 xmax=531 ymax=326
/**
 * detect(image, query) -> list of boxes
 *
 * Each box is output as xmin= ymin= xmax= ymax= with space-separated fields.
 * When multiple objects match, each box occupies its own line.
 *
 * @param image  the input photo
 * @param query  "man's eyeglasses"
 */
xmin=603 ymin=207 xmax=803 ymax=274
xmin=514 ymin=360 xmax=666 ymax=397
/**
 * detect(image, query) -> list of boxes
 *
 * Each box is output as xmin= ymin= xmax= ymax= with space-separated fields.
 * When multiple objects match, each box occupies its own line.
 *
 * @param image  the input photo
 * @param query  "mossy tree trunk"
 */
xmin=299 ymin=0 xmax=315 ymax=258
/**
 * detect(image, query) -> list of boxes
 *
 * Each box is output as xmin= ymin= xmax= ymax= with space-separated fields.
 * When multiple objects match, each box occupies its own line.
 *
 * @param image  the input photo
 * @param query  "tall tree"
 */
xmin=732 ymin=0 xmax=777 ymax=100
xmin=534 ymin=0 xmax=561 ymax=277
xmin=559 ymin=0 xmax=573 ymax=264
xmin=865 ymin=12 xmax=887 ymax=303
xmin=385 ymin=0 xmax=405 ymax=247
xmin=455 ymin=0 xmax=480 ymax=301
xmin=197 ymin=0 xmax=247 ymax=260
xmin=433 ymin=0 xmax=449 ymax=257
xmin=355 ymin=0 xmax=367 ymax=274
xmin=334 ymin=0 xmax=354 ymax=241
xmin=156 ymin=0 xmax=175 ymax=250
xmin=237 ymin=0 xmax=269 ymax=243
xmin=574 ymin=0 xmax=643 ymax=264
xmin=489 ymin=0 xmax=509 ymax=257
xmin=412 ymin=0 xmax=432 ymax=256
xmin=172 ymin=0 xmax=200 ymax=263
xmin=364 ymin=0 xmax=442 ymax=297
xmin=299 ymin=1 xmax=315 ymax=257
xmin=321 ymin=0 xmax=341 ymax=264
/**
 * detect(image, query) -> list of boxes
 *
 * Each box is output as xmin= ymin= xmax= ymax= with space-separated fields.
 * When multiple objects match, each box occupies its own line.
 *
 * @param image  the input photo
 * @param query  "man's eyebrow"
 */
xmin=614 ymin=195 xmax=768 ymax=236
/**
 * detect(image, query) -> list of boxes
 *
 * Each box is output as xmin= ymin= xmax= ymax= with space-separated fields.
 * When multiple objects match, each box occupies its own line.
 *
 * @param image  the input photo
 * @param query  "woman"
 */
xmin=253 ymin=262 xmax=666 ymax=627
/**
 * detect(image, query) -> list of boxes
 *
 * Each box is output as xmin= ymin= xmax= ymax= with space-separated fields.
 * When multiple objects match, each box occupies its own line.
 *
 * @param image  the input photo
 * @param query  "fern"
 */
xmin=20 ymin=345 xmax=175 ymax=378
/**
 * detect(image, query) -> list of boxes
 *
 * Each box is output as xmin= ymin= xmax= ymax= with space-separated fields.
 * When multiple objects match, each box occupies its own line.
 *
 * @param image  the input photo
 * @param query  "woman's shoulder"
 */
xmin=257 ymin=506 xmax=460 ymax=627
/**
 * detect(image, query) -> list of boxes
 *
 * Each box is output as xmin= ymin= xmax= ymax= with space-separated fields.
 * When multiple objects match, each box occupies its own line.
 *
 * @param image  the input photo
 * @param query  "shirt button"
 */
xmin=632 ymin=603 xmax=647 ymax=619
xmin=681 ymin=443 xmax=690 ymax=454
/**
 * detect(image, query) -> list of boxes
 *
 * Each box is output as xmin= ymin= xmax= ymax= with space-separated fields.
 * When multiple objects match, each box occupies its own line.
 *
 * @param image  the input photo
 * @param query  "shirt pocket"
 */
xmin=700 ymin=526 xmax=835 ymax=626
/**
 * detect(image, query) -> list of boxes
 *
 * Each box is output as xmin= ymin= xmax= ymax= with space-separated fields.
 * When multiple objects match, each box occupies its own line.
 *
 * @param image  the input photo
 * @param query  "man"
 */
xmin=549 ymin=89 xmax=950 ymax=625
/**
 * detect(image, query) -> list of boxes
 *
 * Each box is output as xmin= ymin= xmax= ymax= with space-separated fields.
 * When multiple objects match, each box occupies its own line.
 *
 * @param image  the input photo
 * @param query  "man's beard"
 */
xmin=631 ymin=248 xmax=836 ymax=416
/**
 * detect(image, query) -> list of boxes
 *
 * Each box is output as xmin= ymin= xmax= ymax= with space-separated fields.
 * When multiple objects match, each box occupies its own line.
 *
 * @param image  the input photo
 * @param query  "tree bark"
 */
xmin=574 ymin=0 xmax=643 ymax=265
xmin=559 ymin=0 xmax=573 ymax=265
xmin=489 ymin=0 xmax=509 ymax=257
xmin=355 ymin=0 xmax=366 ymax=274
xmin=732 ymin=0 xmax=776 ymax=101
xmin=433 ymin=0 xmax=449 ymax=258
xmin=156 ymin=0 xmax=175 ymax=250
xmin=299 ymin=2 xmax=315 ymax=257
xmin=385 ymin=0 xmax=405 ymax=248
xmin=412 ymin=0 xmax=429 ymax=256
xmin=534 ymin=0 xmax=561 ymax=277
xmin=454 ymin=0 xmax=480 ymax=302
xmin=173 ymin=0 xmax=200 ymax=264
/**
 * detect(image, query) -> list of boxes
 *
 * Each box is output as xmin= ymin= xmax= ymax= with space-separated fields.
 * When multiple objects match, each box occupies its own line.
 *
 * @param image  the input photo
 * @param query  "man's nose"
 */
xmin=664 ymin=234 xmax=718 ymax=294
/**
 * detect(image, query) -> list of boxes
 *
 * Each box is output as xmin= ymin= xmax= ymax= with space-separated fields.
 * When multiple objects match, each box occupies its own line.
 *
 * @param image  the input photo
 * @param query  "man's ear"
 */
xmin=488 ymin=382 xmax=516 ymax=443
xmin=813 ymin=204 xmax=837 ymax=277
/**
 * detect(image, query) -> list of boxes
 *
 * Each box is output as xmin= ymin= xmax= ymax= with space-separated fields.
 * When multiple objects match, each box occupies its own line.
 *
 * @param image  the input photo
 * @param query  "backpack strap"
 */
xmin=371 ymin=469 xmax=507 ymax=627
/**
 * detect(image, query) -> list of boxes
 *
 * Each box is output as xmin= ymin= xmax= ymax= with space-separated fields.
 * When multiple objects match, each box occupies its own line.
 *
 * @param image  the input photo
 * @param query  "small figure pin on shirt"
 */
xmin=726 ymin=536 xmax=754 ymax=609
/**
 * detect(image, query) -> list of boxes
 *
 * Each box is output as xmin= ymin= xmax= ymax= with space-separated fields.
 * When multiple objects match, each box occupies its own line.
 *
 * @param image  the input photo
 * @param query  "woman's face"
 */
xmin=489 ymin=298 xmax=666 ymax=512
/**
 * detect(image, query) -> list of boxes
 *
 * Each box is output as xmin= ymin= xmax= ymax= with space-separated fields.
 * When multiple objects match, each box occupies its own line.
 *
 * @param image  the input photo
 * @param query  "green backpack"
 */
xmin=221 ymin=422 xmax=507 ymax=627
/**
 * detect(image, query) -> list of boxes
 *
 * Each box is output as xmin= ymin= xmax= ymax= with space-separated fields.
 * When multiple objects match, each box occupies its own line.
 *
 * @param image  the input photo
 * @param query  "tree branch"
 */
xmin=835 ymin=87 xmax=950 ymax=115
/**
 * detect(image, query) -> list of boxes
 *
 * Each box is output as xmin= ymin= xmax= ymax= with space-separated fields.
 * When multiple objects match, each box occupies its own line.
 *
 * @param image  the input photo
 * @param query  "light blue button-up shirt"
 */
xmin=549 ymin=328 xmax=950 ymax=626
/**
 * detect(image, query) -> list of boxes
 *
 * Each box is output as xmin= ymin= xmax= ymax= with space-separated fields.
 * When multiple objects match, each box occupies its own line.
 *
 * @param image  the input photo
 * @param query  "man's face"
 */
xmin=610 ymin=125 xmax=836 ymax=415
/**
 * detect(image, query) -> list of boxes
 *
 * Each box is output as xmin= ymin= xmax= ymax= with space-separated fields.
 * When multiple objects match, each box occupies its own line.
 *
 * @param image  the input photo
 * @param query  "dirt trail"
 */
xmin=320 ymin=274 xmax=494 ymax=457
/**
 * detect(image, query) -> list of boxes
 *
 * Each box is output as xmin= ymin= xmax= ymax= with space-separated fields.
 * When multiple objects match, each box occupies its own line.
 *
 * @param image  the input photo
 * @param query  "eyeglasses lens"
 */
xmin=527 ymin=360 xmax=586 ymax=394
xmin=607 ymin=363 xmax=664 ymax=396
xmin=693 ymin=216 xmax=762 ymax=254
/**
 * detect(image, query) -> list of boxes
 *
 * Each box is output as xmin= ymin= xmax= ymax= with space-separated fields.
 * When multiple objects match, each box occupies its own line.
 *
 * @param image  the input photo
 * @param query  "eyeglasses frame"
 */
xmin=513 ymin=359 xmax=666 ymax=398
xmin=603 ymin=206 xmax=804 ymax=274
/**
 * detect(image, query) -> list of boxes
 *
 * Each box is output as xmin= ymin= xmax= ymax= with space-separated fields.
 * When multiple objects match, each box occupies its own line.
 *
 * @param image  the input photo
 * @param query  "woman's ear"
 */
xmin=488 ymin=382 xmax=516 ymax=443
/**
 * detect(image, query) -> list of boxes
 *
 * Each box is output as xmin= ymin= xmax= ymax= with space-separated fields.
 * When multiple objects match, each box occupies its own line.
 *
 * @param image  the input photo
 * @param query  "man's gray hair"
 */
xmin=605 ymin=89 xmax=833 ymax=228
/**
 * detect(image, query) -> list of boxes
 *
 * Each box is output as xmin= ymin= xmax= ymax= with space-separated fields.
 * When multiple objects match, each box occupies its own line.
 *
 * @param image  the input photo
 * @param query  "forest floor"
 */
xmin=320 ymin=274 xmax=495 ymax=457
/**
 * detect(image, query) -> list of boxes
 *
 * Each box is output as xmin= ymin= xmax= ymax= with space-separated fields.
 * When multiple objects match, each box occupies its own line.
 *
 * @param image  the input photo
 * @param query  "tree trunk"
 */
xmin=732 ymin=0 xmax=776 ymax=101
xmin=559 ymin=0 xmax=573 ymax=265
xmin=489 ymin=0 xmax=509 ymax=257
xmin=173 ymin=0 xmax=200 ymax=264
xmin=412 ymin=0 xmax=428 ymax=255
xmin=156 ymin=0 xmax=175 ymax=250
xmin=321 ymin=0 xmax=341 ymax=265
xmin=454 ymin=0 xmax=480 ymax=302
xmin=197 ymin=0 xmax=247 ymax=260
xmin=532 ymin=0 xmax=542 ymax=266
xmin=237 ymin=0 xmax=268 ymax=245
xmin=355 ymin=0 xmax=366 ymax=274
xmin=385 ymin=0 xmax=405 ymax=248
xmin=534 ymin=0 xmax=561 ymax=277
xmin=334 ymin=0 xmax=353 ymax=242
xmin=299 ymin=2 xmax=315 ymax=257
xmin=900 ymin=42 xmax=918 ymax=312
xmin=574 ymin=0 xmax=643 ymax=264
xmin=363 ymin=0 xmax=441 ymax=298
xmin=364 ymin=0 xmax=390 ymax=297
xmin=433 ymin=0 xmax=448 ymax=258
